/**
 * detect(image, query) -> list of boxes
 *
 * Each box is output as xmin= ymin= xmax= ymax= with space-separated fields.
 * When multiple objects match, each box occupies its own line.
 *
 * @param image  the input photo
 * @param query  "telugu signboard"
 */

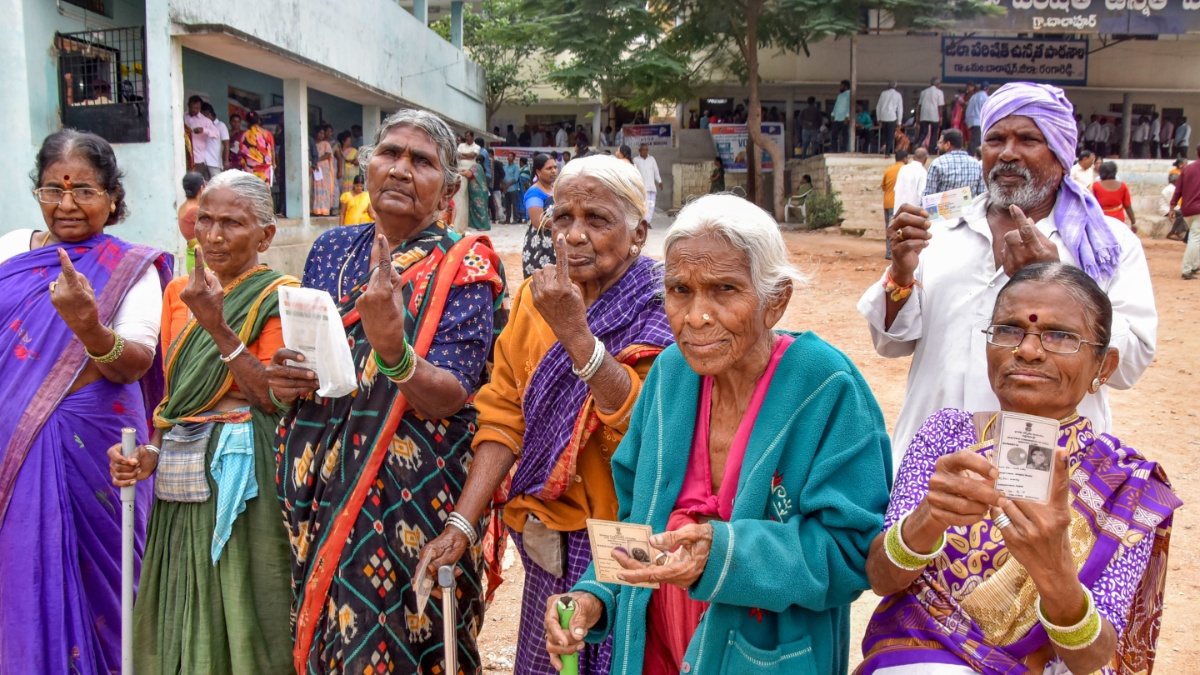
xmin=710 ymin=123 xmax=785 ymax=173
xmin=619 ymin=124 xmax=673 ymax=148
xmin=959 ymin=0 xmax=1200 ymax=35
xmin=942 ymin=37 xmax=1088 ymax=86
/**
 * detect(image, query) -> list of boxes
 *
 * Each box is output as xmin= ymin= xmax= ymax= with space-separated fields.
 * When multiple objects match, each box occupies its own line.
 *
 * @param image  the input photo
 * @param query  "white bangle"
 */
xmin=446 ymin=512 xmax=479 ymax=547
xmin=143 ymin=444 xmax=160 ymax=456
xmin=571 ymin=337 xmax=606 ymax=381
xmin=219 ymin=342 xmax=247 ymax=363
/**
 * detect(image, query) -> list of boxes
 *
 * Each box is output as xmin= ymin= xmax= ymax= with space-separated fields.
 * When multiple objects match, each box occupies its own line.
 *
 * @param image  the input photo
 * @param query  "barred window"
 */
xmin=63 ymin=0 xmax=108 ymax=15
xmin=55 ymin=27 xmax=149 ymax=144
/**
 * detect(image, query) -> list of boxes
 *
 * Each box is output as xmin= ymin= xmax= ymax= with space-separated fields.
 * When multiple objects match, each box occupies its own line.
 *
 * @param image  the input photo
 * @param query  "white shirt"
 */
xmin=0 ymin=229 xmax=162 ymax=349
xmin=876 ymin=88 xmax=904 ymax=124
xmin=893 ymin=161 xmax=928 ymax=210
xmin=615 ymin=129 xmax=624 ymax=147
xmin=555 ymin=128 xmax=568 ymax=147
xmin=1070 ymin=163 xmax=1096 ymax=190
xmin=858 ymin=194 xmax=1157 ymax=464
xmin=1160 ymin=184 xmax=1177 ymax=217
xmin=1083 ymin=121 xmax=1102 ymax=142
xmin=918 ymin=86 xmax=944 ymax=123
xmin=633 ymin=155 xmax=661 ymax=192
xmin=203 ymin=119 xmax=230 ymax=169
xmin=185 ymin=113 xmax=218 ymax=164
xmin=532 ymin=131 xmax=546 ymax=147
xmin=1133 ymin=122 xmax=1150 ymax=143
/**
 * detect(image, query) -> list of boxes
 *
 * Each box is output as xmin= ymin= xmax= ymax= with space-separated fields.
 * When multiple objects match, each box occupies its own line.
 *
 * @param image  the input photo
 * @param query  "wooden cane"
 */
xmin=120 ymin=427 xmax=136 ymax=675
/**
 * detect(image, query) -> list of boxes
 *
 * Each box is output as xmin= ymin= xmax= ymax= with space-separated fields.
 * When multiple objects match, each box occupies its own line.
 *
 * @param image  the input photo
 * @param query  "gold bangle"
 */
xmin=87 ymin=330 xmax=125 ymax=364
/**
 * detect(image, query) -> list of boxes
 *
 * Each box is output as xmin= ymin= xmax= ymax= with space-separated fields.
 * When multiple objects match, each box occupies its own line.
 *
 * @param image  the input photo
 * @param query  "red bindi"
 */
xmin=63 ymin=175 xmax=72 ymax=189
xmin=1029 ymin=313 xmax=1038 ymax=322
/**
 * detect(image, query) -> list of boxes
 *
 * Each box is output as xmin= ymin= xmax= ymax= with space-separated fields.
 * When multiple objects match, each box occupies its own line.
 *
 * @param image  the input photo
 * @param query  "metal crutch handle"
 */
xmin=439 ymin=565 xmax=457 ymax=675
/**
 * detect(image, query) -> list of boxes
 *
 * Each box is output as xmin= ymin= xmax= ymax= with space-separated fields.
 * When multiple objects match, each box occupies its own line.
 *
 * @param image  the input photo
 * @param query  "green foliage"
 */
xmin=804 ymin=189 xmax=844 ymax=230
xmin=515 ymin=0 xmax=716 ymax=110
xmin=433 ymin=0 xmax=539 ymax=124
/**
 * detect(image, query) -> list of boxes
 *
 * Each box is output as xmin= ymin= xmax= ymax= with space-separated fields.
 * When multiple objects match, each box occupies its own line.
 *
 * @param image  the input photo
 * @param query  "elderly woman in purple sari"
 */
xmin=418 ymin=155 xmax=671 ymax=675
xmin=858 ymin=262 xmax=1180 ymax=675
xmin=0 ymin=130 xmax=170 ymax=672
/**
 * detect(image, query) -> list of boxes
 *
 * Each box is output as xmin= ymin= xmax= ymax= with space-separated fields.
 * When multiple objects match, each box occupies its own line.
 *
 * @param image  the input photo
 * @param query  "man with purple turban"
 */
xmin=858 ymin=82 xmax=1157 ymax=464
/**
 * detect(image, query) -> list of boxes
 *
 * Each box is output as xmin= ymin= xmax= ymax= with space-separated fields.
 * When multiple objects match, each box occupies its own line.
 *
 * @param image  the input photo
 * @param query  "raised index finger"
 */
xmin=57 ymin=248 xmax=79 ymax=282
xmin=553 ymin=233 xmax=569 ymax=278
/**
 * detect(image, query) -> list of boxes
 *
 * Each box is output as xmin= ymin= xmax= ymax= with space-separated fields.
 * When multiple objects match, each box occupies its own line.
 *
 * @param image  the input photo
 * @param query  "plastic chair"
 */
xmin=785 ymin=186 xmax=813 ymax=224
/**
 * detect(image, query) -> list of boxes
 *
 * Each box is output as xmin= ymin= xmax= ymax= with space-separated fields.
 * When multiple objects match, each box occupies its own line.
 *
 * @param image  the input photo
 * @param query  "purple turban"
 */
xmin=979 ymin=82 xmax=1121 ymax=280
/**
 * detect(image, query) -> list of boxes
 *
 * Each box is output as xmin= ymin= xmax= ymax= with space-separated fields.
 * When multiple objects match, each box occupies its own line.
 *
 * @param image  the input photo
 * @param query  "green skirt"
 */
xmin=133 ymin=408 xmax=294 ymax=675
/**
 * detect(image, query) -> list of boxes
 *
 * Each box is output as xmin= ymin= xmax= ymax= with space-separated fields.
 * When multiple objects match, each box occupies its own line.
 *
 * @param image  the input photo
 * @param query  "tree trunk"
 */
xmin=743 ymin=0 xmax=786 ymax=220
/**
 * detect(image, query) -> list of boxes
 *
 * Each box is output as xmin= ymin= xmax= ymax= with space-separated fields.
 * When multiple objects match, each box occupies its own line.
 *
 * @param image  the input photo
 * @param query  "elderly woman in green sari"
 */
xmin=109 ymin=170 xmax=299 ymax=674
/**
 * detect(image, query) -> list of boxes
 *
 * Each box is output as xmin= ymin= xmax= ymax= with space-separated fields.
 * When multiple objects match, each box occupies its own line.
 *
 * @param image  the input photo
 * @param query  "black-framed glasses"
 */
xmin=33 ymin=187 xmax=108 ymax=205
xmin=982 ymin=325 xmax=1103 ymax=355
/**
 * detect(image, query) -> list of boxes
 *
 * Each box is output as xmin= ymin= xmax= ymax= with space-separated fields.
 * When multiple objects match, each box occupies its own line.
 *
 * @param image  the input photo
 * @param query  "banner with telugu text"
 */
xmin=710 ymin=123 xmax=785 ymax=173
xmin=941 ymin=37 xmax=1088 ymax=86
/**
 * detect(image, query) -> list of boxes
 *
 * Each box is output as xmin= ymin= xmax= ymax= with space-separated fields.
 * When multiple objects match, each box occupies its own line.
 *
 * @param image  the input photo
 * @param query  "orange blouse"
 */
xmin=161 ymin=276 xmax=284 ymax=391
xmin=472 ymin=279 xmax=658 ymax=534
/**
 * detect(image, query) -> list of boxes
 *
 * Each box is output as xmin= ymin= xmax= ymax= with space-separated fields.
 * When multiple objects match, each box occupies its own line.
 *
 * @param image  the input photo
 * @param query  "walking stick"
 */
xmin=556 ymin=596 xmax=579 ymax=675
xmin=120 ymin=427 xmax=136 ymax=675
xmin=439 ymin=565 xmax=458 ymax=675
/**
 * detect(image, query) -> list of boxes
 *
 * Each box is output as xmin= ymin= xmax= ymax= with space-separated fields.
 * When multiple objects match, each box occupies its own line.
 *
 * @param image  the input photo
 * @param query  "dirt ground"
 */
xmin=475 ymin=228 xmax=1199 ymax=673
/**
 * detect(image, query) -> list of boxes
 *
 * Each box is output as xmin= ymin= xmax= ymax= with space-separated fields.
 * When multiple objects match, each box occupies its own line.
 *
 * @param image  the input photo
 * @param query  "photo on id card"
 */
xmin=992 ymin=412 xmax=1057 ymax=503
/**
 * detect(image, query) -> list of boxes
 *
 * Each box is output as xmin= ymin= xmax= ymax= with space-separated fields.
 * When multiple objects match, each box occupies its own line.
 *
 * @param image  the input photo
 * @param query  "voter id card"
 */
xmin=922 ymin=186 xmax=973 ymax=222
xmin=992 ymin=412 xmax=1058 ymax=503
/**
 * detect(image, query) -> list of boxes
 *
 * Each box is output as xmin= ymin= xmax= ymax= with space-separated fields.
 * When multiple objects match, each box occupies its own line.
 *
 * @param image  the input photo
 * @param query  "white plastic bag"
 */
xmin=278 ymin=286 xmax=358 ymax=398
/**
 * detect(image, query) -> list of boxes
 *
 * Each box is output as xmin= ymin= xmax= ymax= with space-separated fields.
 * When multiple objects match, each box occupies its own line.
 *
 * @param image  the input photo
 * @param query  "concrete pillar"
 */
xmin=140 ymin=10 xmax=188 ymax=260
xmin=1121 ymin=93 xmax=1133 ymax=159
xmin=848 ymin=33 xmax=858 ymax=154
xmin=450 ymin=1 xmax=464 ymax=49
xmin=283 ymin=79 xmax=310 ymax=222
xmin=2 ymin=0 xmax=40 ymax=232
xmin=412 ymin=0 xmax=428 ymax=24
xmin=785 ymin=95 xmax=796 ymax=159
xmin=363 ymin=104 xmax=382 ymax=144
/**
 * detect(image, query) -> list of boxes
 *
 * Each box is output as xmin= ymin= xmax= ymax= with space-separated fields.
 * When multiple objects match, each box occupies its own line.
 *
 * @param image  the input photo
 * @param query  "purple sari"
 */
xmin=857 ymin=410 xmax=1181 ymax=675
xmin=0 ymin=234 xmax=169 ymax=673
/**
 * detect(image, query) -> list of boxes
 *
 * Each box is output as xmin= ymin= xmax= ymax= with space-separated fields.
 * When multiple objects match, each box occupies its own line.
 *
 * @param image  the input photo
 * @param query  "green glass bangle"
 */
xmin=268 ymin=388 xmax=292 ymax=411
xmin=373 ymin=347 xmax=412 ymax=378
xmin=884 ymin=511 xmax=945 ymax=572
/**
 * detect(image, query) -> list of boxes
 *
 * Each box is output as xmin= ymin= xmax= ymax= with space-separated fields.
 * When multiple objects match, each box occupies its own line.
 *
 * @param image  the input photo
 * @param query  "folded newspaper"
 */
xmin=278 ymin=286 xmax=358 ymax=398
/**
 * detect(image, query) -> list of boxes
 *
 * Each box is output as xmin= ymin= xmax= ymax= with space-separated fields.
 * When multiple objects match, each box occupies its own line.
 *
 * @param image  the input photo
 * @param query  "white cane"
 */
xmin=120 ymin=427 xmax=136 ymax=675
xmin=438 ymin=565 xmax=457 ymax=675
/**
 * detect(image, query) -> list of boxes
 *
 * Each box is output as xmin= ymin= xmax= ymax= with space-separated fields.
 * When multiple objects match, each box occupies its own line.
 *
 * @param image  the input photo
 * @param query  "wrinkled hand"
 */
xmin=107 ymin=443 xmax=158 ymax=487
xmin=887 ymin=204 xmax=933 ymax=286
xmin=265 ymin=348 xmax=319 ymax=405
xmin=614 ymin=523 xmax=712 ymax=589
xmin=416 ymin=529 xmax=470 ymax=586
xmin=998 ymin=205 xmax=1059 ymax=277
xmin=918 ymin=449 xmax=1004 ymax=531
xmin=992 ymin=448 xmax=1074 ymax=583
xmin=530 ymin=235 xmax=588 ymax=343
xmin=179 ymin=248 xmax=227 ymax=332
xmin=543 ymin=592 xmax=604 ymax=669
xmin=355 ymin=233 xmax=409 ymax=365
xmin=50 ymin=248 xmax=100 ymax=334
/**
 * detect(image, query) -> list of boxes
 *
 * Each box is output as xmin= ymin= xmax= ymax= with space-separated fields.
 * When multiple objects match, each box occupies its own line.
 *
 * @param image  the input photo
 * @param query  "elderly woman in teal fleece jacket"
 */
xmin=543 ymin=194 xmax=893 ymax=675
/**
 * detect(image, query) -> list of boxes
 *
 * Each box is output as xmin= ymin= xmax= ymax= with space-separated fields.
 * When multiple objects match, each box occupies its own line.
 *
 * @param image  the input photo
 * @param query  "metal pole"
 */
xmin=439 ymin=565 xmax=457 ymax=675
xmin=120 ymin=427 xmax=136 ymax=675
xmin=848 ymin=33 xmax=858 ymax=154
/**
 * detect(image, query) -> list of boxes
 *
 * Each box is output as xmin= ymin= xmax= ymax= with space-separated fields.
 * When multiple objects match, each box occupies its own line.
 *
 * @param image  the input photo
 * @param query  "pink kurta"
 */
xmin=643 ymin=334 xmax=794 ymax=675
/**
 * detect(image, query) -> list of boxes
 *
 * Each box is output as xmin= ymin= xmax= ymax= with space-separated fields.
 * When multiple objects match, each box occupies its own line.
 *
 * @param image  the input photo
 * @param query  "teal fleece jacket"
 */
xmin=572 ymin=332 xmax=893 ymax=675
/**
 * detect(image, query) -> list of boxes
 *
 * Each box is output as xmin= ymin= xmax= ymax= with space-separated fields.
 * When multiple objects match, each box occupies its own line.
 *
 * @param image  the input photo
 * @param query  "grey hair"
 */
xmin=555 ymin=154 xmax=647 ymax=231
xmin=995 ymin=262 xmax=1112 ymax=351
xmin=203 ymin=169 xmax=276 ymax=227
xmin=359 ymin=109 xmax=460 ymax=192
xmin=665 ymin=194 xmax=808 ymax=304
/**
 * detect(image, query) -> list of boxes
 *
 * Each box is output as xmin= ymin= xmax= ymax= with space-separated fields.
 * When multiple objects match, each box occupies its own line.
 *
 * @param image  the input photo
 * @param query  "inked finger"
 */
xmin=57 ymin=249 xmax=79 ymax=282
xmin=554 ymin=234 xmax=569 ymax=278
xmin=271 ymin=348 xmax=305 ymax=366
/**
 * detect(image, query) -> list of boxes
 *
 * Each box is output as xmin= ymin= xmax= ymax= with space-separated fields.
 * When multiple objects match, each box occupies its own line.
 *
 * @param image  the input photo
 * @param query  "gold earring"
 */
xmin=630 ymin=245 xmax=640 ymax=256
xmin=110 ymin=203 xmax=116 ymax=213
xmin=1091 ymin=377 xmax=1101 ymax=393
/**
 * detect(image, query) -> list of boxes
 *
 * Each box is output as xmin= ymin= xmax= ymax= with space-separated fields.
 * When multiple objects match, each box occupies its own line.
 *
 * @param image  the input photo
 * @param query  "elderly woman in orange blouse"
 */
xmin=418 ymin=155 xmax=672 ymax=675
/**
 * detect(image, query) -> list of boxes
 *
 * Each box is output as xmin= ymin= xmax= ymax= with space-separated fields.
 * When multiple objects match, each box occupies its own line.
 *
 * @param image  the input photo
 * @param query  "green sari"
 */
xmin=469 ymin=162 xmax=491 ymax=231
xmin=134 ymin=267 xmax=299 ymax=675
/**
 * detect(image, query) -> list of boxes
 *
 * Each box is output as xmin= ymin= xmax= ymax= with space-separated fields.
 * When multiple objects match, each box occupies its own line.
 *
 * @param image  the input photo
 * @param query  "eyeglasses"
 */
xmin=33 ymin=187 xmax=108 ymax=205
xmin=982 ymin=325 xmax=1103 ymax=355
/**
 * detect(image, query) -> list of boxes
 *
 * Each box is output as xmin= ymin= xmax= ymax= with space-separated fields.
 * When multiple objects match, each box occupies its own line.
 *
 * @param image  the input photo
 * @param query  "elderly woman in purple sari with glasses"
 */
xmin=858 ymin=263 xmax=1180 ymax=675
xmin=0 ymin=129 xmax=170 ymax=672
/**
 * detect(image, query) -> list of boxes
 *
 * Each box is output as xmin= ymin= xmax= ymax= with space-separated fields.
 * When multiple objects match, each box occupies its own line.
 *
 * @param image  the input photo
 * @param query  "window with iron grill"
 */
xmin=62 ymin=0 xmax=108 ymax=15
xmin=55 ymin=27 xmax=149 ymax=144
